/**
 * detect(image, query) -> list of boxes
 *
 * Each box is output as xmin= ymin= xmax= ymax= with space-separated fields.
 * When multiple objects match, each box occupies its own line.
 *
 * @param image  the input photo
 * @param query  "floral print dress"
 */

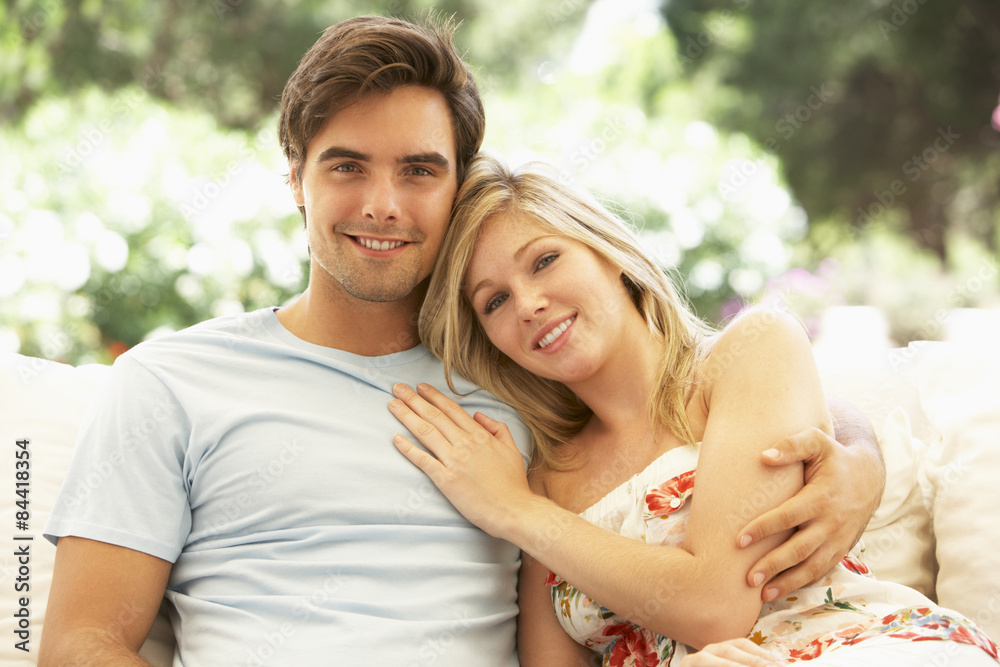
xmin=546 ymin=444 xmax=999 ymax=665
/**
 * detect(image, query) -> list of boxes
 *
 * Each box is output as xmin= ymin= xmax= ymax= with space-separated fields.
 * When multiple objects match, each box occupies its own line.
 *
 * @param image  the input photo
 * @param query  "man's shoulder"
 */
xmin=124 ymin=308 xmax=274 ymax=359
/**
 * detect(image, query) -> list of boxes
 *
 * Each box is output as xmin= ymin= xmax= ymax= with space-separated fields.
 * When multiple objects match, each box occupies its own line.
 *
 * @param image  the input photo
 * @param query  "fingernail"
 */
xmin=763 ymin=586 xmax=779 ymax=601
xmin=393 ymin=383 xmax=406 ymax=395
xmin=417 ymin=382 xmax=430 ymax=391
xmin=389 ymin=398 xmax=403 ymax=409
xmin=752 ymin=572 xmax=765 ymax=587
xmin=762 ymin=448 xmax=780 ymax=460
xmin=739 ymin=534 xmax=753 ymax=548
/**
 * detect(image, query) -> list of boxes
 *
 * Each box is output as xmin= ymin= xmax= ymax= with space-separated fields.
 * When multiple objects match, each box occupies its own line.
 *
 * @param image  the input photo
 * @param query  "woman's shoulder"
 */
xmin=698 ymin=306 xmax=813 ymax=391
xmin=710 ymin=306 xmax=807 ymax=360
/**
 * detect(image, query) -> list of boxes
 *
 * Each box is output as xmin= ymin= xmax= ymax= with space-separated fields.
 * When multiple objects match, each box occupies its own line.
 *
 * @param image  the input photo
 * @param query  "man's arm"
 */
xmin=39 ymin=536 xmax=172 ymax=667
xmin=737 ymin=397 xmax=885 ymax=602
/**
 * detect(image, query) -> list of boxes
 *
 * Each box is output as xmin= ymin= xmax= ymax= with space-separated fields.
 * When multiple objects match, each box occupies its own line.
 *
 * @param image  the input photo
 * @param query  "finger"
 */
xmin=760 ymin=538 xmax=842 ymax=601
xmin=387 ymin=396 xmax=455 ymax=460
xmin=473 ymin=412 xmax=514 ymax=443
xmin=737 ymin=488 xmax=820 ymax=549
xmin=392 ymin=433 xmax=446 ymax=481
xmin=760 ymin=428 xmax=833 ymax=467
xmin=747 ymin=524 xmax=836 ymax=600
xmin=713 ymin=641 xmax=783 ymax=666
xmin=683 ymin=640 xmax=782 ymax=666
xmin=392 ymin=383 xmax=476 ymax=442
xmin=414 ymin=382 xmax=486 ymax=432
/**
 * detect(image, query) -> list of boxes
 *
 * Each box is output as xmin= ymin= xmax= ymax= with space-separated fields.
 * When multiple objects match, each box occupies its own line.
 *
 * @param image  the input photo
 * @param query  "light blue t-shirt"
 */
xmin=45 ymin=308 xmax=531 ymax=666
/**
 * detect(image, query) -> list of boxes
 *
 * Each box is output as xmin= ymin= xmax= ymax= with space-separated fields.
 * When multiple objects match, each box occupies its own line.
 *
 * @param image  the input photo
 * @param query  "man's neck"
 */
xmin=275 ymin=283 xmax=424 ymax=357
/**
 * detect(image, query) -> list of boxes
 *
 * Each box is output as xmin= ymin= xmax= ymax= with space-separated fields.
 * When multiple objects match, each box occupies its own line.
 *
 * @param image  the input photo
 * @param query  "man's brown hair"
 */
xmin=279 ymin=14 xmax=485 ymax=191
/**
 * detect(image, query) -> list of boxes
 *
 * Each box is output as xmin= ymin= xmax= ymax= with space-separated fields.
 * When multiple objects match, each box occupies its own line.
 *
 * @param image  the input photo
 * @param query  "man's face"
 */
xmin=290 ymin=86 xmax=458 ymax=304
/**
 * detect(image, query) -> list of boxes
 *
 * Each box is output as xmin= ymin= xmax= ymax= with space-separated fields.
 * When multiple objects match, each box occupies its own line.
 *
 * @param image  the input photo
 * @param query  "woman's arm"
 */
xmin=389 ymin=309 xmax=829 ymax=648
xmin=517 ymin=550 xmax=599 ymax=666
xmin=738 ymin=399 xmax=884 ymax=601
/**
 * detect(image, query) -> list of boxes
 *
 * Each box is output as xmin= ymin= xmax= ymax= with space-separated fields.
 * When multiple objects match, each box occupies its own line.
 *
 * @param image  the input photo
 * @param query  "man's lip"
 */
xmin=532 ymin=314 xmax=576 ymax=349
xmin=348 ymin=235 xmax=411 ymax=251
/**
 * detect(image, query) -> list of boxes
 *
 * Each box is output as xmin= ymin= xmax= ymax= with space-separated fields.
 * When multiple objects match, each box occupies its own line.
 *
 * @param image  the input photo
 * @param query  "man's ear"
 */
xmin=289 ymin=165 xmax=305 ymax=207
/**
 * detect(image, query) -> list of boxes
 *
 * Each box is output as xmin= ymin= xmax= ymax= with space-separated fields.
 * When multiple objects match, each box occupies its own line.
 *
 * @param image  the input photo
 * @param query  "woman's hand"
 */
xmin=679 ymin=638 xmax=783 ymax=666
xmin=388 ymin=382 xmax=533 ymax=537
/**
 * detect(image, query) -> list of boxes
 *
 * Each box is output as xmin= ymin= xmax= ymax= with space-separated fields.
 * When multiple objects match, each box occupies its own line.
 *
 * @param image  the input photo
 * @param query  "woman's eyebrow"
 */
xmin=467 ymin=235 xmax=555 ymax=301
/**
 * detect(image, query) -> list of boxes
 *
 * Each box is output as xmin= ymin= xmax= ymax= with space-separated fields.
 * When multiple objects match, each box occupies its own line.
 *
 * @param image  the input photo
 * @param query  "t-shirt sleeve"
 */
xmin=43 ymin=353 xmax=191 ymax=562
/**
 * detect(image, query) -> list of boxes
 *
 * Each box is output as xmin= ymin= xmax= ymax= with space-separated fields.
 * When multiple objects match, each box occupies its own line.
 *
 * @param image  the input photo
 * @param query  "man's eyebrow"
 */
xmin=400 ymin=152 xmax=452 ymax=170
xmin=315 ymin=146 xmax=369 ymax=163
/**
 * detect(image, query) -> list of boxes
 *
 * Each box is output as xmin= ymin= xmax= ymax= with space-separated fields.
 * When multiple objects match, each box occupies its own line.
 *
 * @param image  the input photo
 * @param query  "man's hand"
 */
xmin=736 ymin=400 xmax=885 ymax=602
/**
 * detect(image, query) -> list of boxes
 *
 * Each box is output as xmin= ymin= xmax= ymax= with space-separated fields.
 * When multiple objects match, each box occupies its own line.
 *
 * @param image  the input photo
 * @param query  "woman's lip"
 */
xmin=533 ymin=315 xmax=576 ymax=350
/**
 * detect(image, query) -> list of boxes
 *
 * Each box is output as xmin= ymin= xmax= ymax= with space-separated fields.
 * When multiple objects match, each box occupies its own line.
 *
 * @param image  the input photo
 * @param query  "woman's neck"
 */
xmin=567 ymin=322 xmax=664 ymax=437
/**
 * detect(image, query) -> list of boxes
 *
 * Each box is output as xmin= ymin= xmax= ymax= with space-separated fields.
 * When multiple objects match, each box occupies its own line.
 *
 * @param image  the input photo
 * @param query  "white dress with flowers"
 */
xmin=545 ymin=444 xmax=999 ymax=665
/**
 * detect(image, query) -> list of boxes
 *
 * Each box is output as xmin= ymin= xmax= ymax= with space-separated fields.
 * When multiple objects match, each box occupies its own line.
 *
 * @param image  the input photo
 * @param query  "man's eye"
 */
xmin=484 ymin=293 xmax=508 ymax=314
xmin=409 ymin=166 xmax=432 ymax=176
xmin=333 ymin=164 xmax=359 ymax=173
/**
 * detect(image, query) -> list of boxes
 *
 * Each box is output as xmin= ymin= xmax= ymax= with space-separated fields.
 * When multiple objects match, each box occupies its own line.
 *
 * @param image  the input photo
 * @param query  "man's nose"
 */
xmin=362 ymin=174 xmax=400 ymax=223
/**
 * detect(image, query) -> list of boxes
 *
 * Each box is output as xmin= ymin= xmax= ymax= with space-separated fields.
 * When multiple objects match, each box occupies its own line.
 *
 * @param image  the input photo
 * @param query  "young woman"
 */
xmin=387 ymin=155 xmax=999 ymax=665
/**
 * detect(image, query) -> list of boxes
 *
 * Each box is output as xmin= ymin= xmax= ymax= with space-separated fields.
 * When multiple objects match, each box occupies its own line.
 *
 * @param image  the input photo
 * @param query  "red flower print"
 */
xmin=787 ymin=639 xmax=824 ymax=660
xmin=607 ymin=627 xmax=661 ymax=667
xmin=602 ymin=622 xmax=637 ymax=639
xmin=544 ymin=570 xmax=563 ymax=587
xmin=951 ymin=624 xmax=1000 ymax=658
xmin=840 ymin=555 xmax=871 ymax=576
xmin=645 ymin=470 xmax=696 ymax=517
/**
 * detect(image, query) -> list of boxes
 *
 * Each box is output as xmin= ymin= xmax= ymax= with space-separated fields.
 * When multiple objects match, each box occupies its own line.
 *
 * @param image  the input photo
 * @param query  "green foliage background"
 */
xmin=2 ymin=0 xmax=998 ymax=364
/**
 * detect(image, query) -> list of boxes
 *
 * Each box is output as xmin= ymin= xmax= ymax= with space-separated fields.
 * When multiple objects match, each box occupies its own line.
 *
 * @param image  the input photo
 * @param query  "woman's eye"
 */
xmin=408 ymin=166 xmax=432 ymax=176
xmin=536 ymin=253 xmax=558 ymax=271
xmin=484 ymin=293 xmax=508 ymax=314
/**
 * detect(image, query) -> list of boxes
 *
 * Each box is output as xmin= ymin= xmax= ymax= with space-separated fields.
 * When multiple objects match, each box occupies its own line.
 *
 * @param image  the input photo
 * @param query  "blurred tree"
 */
xmin=1 ymin=0 xmax=588 ymax=130
xmin=662 ymin=0 xmax=1000 ymax=263
xmin=0 ymin=0 xmax=594 ymax=363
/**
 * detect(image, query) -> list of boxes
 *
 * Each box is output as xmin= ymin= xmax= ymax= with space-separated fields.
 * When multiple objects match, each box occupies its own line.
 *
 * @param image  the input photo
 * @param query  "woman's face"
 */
xmin=464 ymin=213 xmax=638 ymax=387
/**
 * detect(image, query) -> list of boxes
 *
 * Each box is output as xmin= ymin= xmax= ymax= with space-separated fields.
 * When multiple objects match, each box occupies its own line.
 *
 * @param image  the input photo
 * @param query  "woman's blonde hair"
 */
xmin=420 ymin=154 xmax=712 ymax=470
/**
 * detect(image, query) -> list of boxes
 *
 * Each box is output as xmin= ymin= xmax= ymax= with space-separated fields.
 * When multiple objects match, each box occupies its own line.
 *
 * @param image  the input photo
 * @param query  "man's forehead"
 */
xmin=310 ymin=86 xmax=456 ymax=162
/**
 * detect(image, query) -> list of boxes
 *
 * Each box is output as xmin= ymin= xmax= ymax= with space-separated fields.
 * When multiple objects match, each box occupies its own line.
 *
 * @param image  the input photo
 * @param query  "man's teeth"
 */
xmin=538 ymin=317 xmax=575 ymax=349
xmin=358 ymin=237 xmax=405 ymax=251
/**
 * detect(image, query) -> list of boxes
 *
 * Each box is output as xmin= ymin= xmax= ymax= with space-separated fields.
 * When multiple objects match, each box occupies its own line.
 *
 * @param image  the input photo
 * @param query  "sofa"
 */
xmin=2 ymin=335 xmax=999 ymax=665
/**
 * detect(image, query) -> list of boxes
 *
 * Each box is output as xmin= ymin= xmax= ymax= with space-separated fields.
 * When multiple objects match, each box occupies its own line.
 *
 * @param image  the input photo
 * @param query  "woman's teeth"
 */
xmin=539 ymin=317 xmax=575 ymax=349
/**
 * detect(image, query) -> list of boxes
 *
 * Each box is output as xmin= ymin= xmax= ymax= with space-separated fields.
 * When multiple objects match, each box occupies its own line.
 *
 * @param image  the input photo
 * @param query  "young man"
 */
xmin=40 ymin=14 xmax=884 ymax=666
